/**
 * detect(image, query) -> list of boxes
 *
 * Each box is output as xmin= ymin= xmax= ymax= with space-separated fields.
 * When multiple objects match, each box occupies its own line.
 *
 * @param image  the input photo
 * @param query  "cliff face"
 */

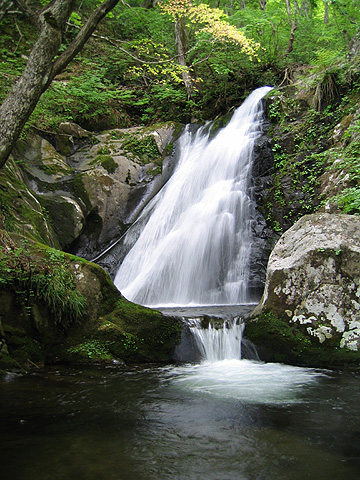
xmin=6 ymin=122 xmax=179 ymax=262
xmin=245 ymin=64 xmax=360 ymax=368
xmin=261 ymin=72 xmax=360 ymax=235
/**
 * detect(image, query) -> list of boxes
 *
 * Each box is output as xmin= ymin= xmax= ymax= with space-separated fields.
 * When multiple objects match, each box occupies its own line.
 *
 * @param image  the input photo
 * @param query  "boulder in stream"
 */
xmin=247 ymin=213 xmax=360 ymax=368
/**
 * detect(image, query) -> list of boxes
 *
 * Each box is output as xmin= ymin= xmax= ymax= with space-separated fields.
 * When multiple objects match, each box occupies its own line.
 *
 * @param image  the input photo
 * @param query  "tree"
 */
xmin=0 ymin=0 xmax=120 ymax=169
xmin=159 ymin=0 xmax=259 ymax=98
xmin=284 ymin=0 xmax=297 ymax=55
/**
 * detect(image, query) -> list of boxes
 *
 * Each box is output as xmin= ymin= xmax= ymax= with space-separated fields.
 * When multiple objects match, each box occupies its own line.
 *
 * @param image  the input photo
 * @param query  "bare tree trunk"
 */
xmin=0 ymin=0 xmax=120 ymax=169
xmin=175 ymin=15 xmax=194 ymax=100
xmin=323 ymin=0 xmax=329 ymax=24
xmin=284 ymin=0 xmax=297 ymax=55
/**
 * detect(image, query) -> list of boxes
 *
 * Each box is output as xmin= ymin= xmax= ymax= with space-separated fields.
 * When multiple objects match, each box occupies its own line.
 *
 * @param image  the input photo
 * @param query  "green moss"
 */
xmin=98 ymin=297 xmax=182 ymax=362
xmin=99 ymin=155 xmax=118 ymax=174
xmin=0 ymin=160 xmax=57 ymax=245
xmin=90 ymin=154 xmax=118 ymax=174
xmin=0 ymin=236 xmax=87 ymax=330
xmin=67 ymin=339 xmax=113 ymax=362
xmin=38 ymin=164 xmax=69 ymax=176
xmin=2 ymin=324 xmax=44 ymax=366
xmin=121 ymin=133 xmax=160 ymax=165
xmin=246 ymin=312 xmax=360 ymax=369
xmin=70 ymin=173 xmax=92 ymax=210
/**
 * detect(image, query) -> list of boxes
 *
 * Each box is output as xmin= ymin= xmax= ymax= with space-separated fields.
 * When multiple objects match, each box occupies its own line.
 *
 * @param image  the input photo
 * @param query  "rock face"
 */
xmin=249 ymin=118 xmax=276 ymax=298
xmin=248 ymin=214 xmax=360 ymax=367
xmin=13 ymin=123 xmax=177 ymax=261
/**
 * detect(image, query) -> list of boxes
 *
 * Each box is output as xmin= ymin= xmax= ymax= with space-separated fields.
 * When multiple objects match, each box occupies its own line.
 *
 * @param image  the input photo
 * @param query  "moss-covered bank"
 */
xmin=0 ymin=232 xmax=182 ymax=372
xmin=245 ymin=312 xmax=360 ymax=370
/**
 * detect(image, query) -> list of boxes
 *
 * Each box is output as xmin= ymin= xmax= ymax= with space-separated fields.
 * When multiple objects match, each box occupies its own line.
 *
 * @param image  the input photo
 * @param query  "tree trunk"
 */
xmin=284 ymin=0 xmax=297 ymax=55
xmin=323 ymin=0 xmax=329 ymax=24
xmin=175 ymin=15 xmax=194 ymax=100
xmin=0 ymin=0 xmax=120 ymax=169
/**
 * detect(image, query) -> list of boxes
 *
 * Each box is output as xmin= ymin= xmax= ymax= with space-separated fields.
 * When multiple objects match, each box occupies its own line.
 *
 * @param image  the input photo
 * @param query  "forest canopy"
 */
xmin=0 ymin=0 xmax=359 ymax=135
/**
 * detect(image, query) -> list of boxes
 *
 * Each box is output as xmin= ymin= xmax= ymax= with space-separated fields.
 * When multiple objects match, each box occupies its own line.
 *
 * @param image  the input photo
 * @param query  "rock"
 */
xmin=40 ymin=194 xmax=85 ymax=248
xmin=58 ymin=122 xmax=91 ymax=138
xmin=248 ymin=121 xmax=276 ymax=299
xmin=12 ymin=123 xmax=179 ymax=260
xmin=0 ymin=232 xmax=182 ymax=368
xmin=248 ymin=213 xmax=360 ymax=368
xmin=56 ymin=122 xmax=92 ymax=156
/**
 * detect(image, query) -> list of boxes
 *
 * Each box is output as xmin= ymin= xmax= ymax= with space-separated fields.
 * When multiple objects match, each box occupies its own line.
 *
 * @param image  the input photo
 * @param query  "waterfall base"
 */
xmin=165 ymin=305 xmax=259 ymax=363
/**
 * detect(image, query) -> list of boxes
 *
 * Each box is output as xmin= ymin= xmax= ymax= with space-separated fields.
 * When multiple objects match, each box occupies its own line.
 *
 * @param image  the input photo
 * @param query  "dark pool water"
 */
xmin=1 ymin=361 xmax=360 ymax=480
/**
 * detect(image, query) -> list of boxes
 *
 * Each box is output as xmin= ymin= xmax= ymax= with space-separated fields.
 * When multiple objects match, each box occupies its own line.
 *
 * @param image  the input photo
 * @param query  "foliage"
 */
xmin=120 ymin=132 xmax=161 ymax=164
xmin=0 ymin=238 xmax=87 ymax=328
xmin=335 ymin=188 xmax=360 ymax=215
xmin=160 ymin=0 xmax=260 ymax=59
xmin=1 ymin=0 xmax=359 ymax=132
xmin=68 ymin=339 xmax=113 ymax=360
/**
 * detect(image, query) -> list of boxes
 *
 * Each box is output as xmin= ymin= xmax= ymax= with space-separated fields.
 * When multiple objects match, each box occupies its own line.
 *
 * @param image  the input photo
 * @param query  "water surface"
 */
xmin=1 ymin=362 xmax=359 ymax=480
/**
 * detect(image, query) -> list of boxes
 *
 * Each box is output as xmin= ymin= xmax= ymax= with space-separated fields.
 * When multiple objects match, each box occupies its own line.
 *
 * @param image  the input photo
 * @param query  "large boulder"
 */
xmin=0 ymin=232 xmax=182 ymax=371
xmin=247 ymin=213 xmax=360 ymax=368
xmin=13 ymin=123 xmax=178 ymax=260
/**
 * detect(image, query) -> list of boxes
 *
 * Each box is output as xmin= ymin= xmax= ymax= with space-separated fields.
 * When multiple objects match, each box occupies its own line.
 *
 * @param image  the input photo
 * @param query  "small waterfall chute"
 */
xmin=188 ymin=318 xmax=244 ymax=362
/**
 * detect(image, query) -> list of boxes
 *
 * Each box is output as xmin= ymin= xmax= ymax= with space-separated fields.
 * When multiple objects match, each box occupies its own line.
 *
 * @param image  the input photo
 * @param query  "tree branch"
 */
xmin=46 ymin=0 xmax=120 ymax=88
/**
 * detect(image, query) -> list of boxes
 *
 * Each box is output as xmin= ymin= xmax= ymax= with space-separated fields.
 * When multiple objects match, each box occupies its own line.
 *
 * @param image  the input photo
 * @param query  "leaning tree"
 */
xmin=0 ymin=0 xmax=120 ymax=169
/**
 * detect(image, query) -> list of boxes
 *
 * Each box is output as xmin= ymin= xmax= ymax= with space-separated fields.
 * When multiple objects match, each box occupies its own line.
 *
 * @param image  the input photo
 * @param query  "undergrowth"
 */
xmin=0 ymin=234 xmax=87 ymax=328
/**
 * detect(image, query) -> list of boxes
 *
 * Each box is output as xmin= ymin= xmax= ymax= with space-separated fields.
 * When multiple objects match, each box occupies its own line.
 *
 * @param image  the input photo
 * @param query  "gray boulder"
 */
xmin=248 ymin=213 xmax=360 ymax=367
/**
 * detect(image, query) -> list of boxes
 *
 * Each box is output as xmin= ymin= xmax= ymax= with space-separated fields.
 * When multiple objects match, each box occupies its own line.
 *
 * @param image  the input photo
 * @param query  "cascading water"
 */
xmin=115 ymin=86 xmax=273 ymax=307
xmin=188 ymin=319 xmax=244 ymax=362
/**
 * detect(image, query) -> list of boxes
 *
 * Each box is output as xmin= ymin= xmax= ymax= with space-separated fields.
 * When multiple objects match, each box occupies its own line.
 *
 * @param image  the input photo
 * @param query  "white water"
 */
xmin=115 ymin=86 xmax=273 ymax=307
xmin=189 ymin=318 xmax=244 ymax=362
xmin=165 ymin=359 xmax=325 ymax=404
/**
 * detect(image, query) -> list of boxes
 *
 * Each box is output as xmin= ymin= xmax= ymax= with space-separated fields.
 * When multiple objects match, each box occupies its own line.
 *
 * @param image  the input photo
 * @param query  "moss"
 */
xmin=246 ymin=312 xmax=360 ymax=369
xmin=70 ymin=173 xmax=92 ymax=210
xmin=0 ymin=160 xmax=57 ymax=245
xmin=99 ymin=297 xmax=182 ymax=362
xmin=0 ymin=234 xmax=87 ymax=330
xmin=1 ymin=232 xmax=181 ymax=368
xmin=0 ymin=353 xmax=22 ymax=372
xmin=2 ymin=324 xmax=44 ymax=366
xmin=38 ymin=164 xmax=69 ymax=176
xmin=99 ymin=155 xmax=118 ymax=174
xmin=121 ymin=133 xmax=160 ymax=165
xmin=67 ymin=339 xmax=113 ymax=362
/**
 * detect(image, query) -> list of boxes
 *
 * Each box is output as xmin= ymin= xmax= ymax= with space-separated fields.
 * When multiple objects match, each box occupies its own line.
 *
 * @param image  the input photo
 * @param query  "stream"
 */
xmin=1 ymin=362 xmax=360 ymax=480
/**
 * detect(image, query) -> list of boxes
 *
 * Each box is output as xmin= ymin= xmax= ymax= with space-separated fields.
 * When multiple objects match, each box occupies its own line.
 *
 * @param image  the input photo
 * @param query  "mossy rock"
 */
xmin=94 ymin=297 xmax=182 ymax=362
xmin=0 ymin=353 xmax=22 ymax=373
xmin=0 ymin=231 xmax=182 ymax=368
xmin=245 ymin=312 xmax=360 ymax=369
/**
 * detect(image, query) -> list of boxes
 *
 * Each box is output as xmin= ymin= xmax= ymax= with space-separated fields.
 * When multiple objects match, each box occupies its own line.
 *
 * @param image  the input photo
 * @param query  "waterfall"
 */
xmin=114 ymin=86 xmax=273 ymax=307
xmin=188 ymin=319 xmax=244 ymax=362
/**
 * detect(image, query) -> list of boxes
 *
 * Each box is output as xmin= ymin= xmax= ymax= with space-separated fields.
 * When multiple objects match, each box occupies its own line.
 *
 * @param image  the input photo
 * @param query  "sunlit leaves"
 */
xmin=159 ymin=0 xmax=260 ymax=60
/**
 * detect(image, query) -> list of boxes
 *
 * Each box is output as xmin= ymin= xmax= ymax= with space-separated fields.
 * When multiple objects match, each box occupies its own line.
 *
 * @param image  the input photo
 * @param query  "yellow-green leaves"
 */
xmin=159 ymin=0 xmax=260 ymax=60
